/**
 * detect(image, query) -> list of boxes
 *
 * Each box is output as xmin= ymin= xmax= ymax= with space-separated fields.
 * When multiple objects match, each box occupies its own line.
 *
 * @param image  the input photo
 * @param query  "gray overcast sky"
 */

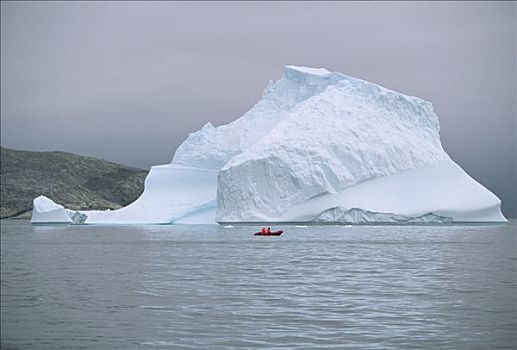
xmin=1 ymin=1 xmax=516 ymax=217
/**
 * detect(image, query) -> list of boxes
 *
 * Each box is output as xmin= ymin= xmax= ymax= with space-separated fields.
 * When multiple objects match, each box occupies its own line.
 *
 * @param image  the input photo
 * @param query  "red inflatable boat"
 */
xmin=254 ymin=230 xmax=284 ymax=236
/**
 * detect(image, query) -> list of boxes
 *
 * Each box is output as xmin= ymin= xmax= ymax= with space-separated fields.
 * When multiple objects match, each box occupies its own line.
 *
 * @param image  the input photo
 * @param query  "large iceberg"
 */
xmin=31 ymin=66 xmax=506 ymax=224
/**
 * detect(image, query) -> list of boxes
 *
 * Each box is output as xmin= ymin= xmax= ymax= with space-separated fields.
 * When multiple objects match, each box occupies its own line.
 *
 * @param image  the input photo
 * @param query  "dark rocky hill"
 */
xmin=1 ymin=147 xmax=148 ymax=218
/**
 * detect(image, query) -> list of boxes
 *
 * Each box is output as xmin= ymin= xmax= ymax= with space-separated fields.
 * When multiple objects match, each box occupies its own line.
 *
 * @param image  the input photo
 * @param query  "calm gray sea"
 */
xmin=1 ymin=220 xmax=516 ymax=350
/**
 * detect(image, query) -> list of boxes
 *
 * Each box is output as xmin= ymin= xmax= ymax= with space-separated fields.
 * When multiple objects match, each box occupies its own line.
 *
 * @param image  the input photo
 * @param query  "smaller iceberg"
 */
xmin=31 ymin=196 xmax=72 ymax=224
xmin=31 ymin=196 xmax=88 ymax=224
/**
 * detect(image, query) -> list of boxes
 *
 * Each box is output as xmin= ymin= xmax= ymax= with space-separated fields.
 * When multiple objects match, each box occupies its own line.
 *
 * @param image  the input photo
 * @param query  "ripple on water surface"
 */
xmin=1 ymin=220 xmax=516 ymax=349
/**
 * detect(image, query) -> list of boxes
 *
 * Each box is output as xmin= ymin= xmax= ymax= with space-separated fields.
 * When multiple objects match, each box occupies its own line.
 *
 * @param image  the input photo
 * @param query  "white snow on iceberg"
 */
xmin=31 ymin=65 xmax=506 ymax=224
xmin=76 ymin=164 xmax=218 ymax=224
xmin=278 ymin=160 xmax=505 ymax=223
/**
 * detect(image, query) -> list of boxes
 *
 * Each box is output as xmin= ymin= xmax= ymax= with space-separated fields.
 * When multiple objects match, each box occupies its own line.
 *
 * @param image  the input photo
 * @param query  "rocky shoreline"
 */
xmin=1 ymin=147 xmax=147 ymax=219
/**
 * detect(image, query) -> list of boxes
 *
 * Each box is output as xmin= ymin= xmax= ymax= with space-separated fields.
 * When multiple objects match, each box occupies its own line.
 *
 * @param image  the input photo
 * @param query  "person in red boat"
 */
xmin=254 ymin=228 xmax=283 ymax=236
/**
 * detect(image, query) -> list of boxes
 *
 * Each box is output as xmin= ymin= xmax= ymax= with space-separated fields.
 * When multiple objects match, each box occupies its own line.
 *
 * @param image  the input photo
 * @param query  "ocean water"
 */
xmin=1 ymin=220 xmax=516 ymax=350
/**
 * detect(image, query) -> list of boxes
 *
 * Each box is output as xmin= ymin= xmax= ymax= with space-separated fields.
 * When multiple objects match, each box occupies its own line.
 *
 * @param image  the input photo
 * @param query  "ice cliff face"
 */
xmin=31 ymin=65 xmax=506 ymax=224
xmin=216 ymin=68 xmax=450 ymax=221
